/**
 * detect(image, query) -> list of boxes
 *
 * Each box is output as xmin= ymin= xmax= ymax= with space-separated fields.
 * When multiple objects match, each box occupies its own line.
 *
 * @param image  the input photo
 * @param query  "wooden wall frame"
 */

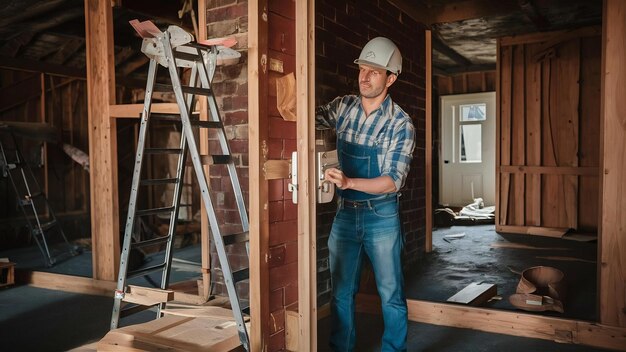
xmin=248 ymin=0 xmax=270 ymax=350
xmin=84 ymin=0 xmax=120 ymax=281
xmin=296 ymin=0 xmax=316 ymax=351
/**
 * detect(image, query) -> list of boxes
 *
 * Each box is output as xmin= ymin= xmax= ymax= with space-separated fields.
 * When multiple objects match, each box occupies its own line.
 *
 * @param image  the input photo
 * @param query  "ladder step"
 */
xmin=136 ymin=206 xmax=175 ymax=217
xmin=140 ymin=178 xmax=178 ymax=186
xmin=32 ymin=220 xmax=57 ymax=235
xmin=144 ymin=148 xmax=183 ymax=155
xmin=181 ymin=86 xmax=212 ymax=96
xmin=131 ymin=236 xmax=170 ymax=249
xmin=232 ymin=267 xmax=249 ymax=283
xmin=173 ymin=51 xmax=203 ymax=62
xmin=196 ymin=155 xmax=232 ymax=166
xmin=150 ymin=112 xmax=200 ymax=122
xmin=223 ymin=231 xmax=249 ymax=246
xmin=153 ymin=84 xmax=212 ymax=97
xmin=191 ymin=120 xmax=223 ymax=129
xmin=127 ymin=262 xmax=167 ymax=279
xmin=182 ymin=41 xmax=212 ymax=50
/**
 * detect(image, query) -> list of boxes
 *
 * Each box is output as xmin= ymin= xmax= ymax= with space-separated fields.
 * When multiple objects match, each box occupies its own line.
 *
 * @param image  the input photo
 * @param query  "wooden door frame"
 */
xmin=296 ymin=0 xmax=317 ymax=351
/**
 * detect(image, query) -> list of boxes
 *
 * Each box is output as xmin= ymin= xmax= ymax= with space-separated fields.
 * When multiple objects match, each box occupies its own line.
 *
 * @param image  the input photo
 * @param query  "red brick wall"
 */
xmin=203 ymin=0 xmax=251 ymax=301
xmin=204 ymin=1 xmax=299 ymax=350
xmin=315 ymin=0 xmax=427 ymax=300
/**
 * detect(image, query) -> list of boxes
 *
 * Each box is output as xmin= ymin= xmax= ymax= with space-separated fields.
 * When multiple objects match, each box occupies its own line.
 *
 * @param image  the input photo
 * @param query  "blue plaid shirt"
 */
xmin=316 ymin=94 xmax=416 ymax=191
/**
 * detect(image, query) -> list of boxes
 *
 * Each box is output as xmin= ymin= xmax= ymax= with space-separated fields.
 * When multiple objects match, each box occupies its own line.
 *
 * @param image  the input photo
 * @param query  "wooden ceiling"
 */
xmin=0 ymin=0 xmax=604 ymax=81
xmin=391 ymin=0 xmax=602 ymax=75
xmin=0 ymin=0 xmax=194 ymax=86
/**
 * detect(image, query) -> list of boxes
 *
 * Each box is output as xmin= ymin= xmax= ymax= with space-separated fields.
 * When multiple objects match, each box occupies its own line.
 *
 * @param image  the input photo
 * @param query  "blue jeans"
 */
xmin=328 ymin=196 xmax=407 ymax=352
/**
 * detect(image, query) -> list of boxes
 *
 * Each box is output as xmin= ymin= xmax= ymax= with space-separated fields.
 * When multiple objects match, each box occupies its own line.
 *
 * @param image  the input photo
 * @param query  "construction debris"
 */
xmin=447 ymin=282 xmax=497 ymax=306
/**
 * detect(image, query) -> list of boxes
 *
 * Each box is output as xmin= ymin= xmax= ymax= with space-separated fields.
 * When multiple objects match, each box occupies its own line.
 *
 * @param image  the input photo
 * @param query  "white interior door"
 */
xmin=440 ymin=92 xmax=495 ymax=207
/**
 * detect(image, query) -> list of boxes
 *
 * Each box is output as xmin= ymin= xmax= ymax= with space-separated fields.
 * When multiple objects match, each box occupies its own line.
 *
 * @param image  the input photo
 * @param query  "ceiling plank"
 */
xmin=517 ymin=0 xmax=550 ymax=30
xmin=1 ymin=32 xmax=36 ymax=57
xmin=0 ymin=0 xmax=70 ymax=28
xmin=428 ymin=0 xmax=519 ymax=25
xmin=49 ymin=38 xmax=84 ymax=65
xmin=434 ymin=63 xmax=496 ymax=76
xmin=1 ymin=7 xmax=84 ymax=39
xmin=118 ymin=54 xmax=149 ymax=76
xmin=432 ymin=36 xmax=472 ymax=67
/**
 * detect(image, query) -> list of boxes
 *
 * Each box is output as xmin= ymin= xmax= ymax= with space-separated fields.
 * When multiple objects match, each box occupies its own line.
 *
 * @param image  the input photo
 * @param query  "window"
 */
xmin=459 ymin=103 xmax=485 ymax=163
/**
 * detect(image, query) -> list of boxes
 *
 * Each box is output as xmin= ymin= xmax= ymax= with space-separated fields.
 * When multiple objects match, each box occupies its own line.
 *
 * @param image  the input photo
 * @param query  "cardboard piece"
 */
xmin=447 ymin=282 xmax=497 ymax=306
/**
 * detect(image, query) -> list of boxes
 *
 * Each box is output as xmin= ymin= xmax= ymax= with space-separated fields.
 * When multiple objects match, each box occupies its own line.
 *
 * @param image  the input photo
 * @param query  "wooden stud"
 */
xmin=296 ymin=0 xmax=316 ymax=350
xmin=511 ymin=44 xmax=526 ymax=226
xmin=248 ymin=0 xmax=271 ymax=350
xmin=84 ymin=0 xmax=119 ymax=281
xmin=495 ymin=38 xmax=501 ymax=227
xmin=525 ymin=43 xmax=542 ymax=227
xmin=498 ymin=45 xmax=512 ymax=225
xmin=599 ymin=0 xmax=626 ymax=328
xmin=425 ymin=30 xmax=433 ymax=253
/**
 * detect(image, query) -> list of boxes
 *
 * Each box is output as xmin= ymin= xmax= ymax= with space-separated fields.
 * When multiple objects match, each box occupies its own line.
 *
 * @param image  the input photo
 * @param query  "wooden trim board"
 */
xmin=496 ymin=225 xmax=570 ymax=238
xmin=356 ymin=294 xmax=626 ymax=351
xmin=15 ymin=270 xmax=116 ymax=296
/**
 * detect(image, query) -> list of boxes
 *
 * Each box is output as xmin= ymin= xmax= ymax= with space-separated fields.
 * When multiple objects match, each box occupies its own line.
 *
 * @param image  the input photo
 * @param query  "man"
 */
xmin=316 ymin=37 xmax=416 ymax=352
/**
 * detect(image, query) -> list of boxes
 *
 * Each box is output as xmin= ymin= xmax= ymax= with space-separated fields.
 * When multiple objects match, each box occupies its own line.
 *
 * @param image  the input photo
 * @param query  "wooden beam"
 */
xmin=84 ymin=0 xmax=119 ymax=281
xmin=498 ymin=165 xmax=598 ymax=176
xmin=118 ymin=55 xmax=150 ymax=76
xmin=599 ymin=0 xmax=626 ymax=328
xmin=425 ymin=30 xmax=433 ymax=253
xmin=517 ymin=0 xmax=550 ymax=30
xmin=109 ymin=103 xmax=193 ymax=118
xmin=356 ymin=294 xmax=626 ymax=351
xmin=3 ymin=7 xmax=84 ymax=40
xmin=428 ymin=0 xmax=519 ymax=25
xmin=495 ymin=225 xmax=569 ymax=238
xmin=0 ymin=55 xmax=84 ymax=78
xmin=434 ymin=64 xmax=496 ymax=76
xmin=49 ymin=38 xmax=84 ymax=65
xmin=248 ymin=0 xmax=270 ymax=350
xmin=0 ymin=0 xmax=68 ymax=28
xmin=432 ymin=37 xmax=472 ymax=67
xmin=500 ymin=26 xmax=602 ymax=46
xmin=15 ymin=270 xmax=116 ymax=296
xmin=197 ymin=0 xmax=212 ymax=302
xmin=296 ymin=0 xmax=317 ymax=350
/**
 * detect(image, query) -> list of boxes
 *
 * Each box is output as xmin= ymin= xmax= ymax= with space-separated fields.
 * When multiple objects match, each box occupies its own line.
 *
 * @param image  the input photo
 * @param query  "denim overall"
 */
xmin=329 ymin=137 xmax=407 ymax=352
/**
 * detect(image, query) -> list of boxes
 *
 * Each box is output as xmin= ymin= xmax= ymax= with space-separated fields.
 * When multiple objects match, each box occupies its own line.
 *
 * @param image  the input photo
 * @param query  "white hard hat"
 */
xmin=354 ymin=37 xmax=402 ymax=75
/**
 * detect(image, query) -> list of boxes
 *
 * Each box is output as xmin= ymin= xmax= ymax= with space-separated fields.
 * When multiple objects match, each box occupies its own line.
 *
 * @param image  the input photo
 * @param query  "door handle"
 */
xmin=287 ymin=151 xmax=298 ymax=204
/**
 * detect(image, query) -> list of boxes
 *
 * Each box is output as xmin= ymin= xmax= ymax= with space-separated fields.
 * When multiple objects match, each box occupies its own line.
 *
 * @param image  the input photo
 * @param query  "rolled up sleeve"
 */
xmin=381 ymin=120 xmax=416 ymax=191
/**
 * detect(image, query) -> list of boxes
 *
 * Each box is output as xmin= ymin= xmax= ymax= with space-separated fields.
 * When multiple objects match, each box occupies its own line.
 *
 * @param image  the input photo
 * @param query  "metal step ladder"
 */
xmin=110 ymin=22 xmax=250 ymax=351
xmin=0 ymin=130 xmax=77 ymax=267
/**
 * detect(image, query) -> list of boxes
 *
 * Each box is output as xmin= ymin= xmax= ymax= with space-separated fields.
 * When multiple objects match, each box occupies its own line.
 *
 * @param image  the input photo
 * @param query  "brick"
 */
xmin=268 ymin=138 xmax=283 ymax=159
xmin=269 ymin=0 xmax=295 ymax=19
xmin=268 ymin=330 xmax=285 ymax=352
xmin=207 ymin=2 xmax=247 ymax=23
xmin=268 ymin=244 xmax=286 ymax=268
xmin=269 ymin=261 xmax=297 ymax=290
xmin=269 ymin=287 xmax=285 ymax=312
xmin=283 ymin=199 xmax=297 ymax=221
xmin=268 ymin=179 xmax=284 ymax=202
xmin=269 ymin=219 xmax=297 ymax=246
xmin=207 ymin=0 xmax=237 ymax=8
xmin=268 ymin=12 xmax=296 ymax=55
xmin=284 ymin=282 xmax=298 ymax=306
xmin=269 ymin=309 xmax=286 ymax=334
xmin=269 ymin=200 xmax=284 ymax=223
